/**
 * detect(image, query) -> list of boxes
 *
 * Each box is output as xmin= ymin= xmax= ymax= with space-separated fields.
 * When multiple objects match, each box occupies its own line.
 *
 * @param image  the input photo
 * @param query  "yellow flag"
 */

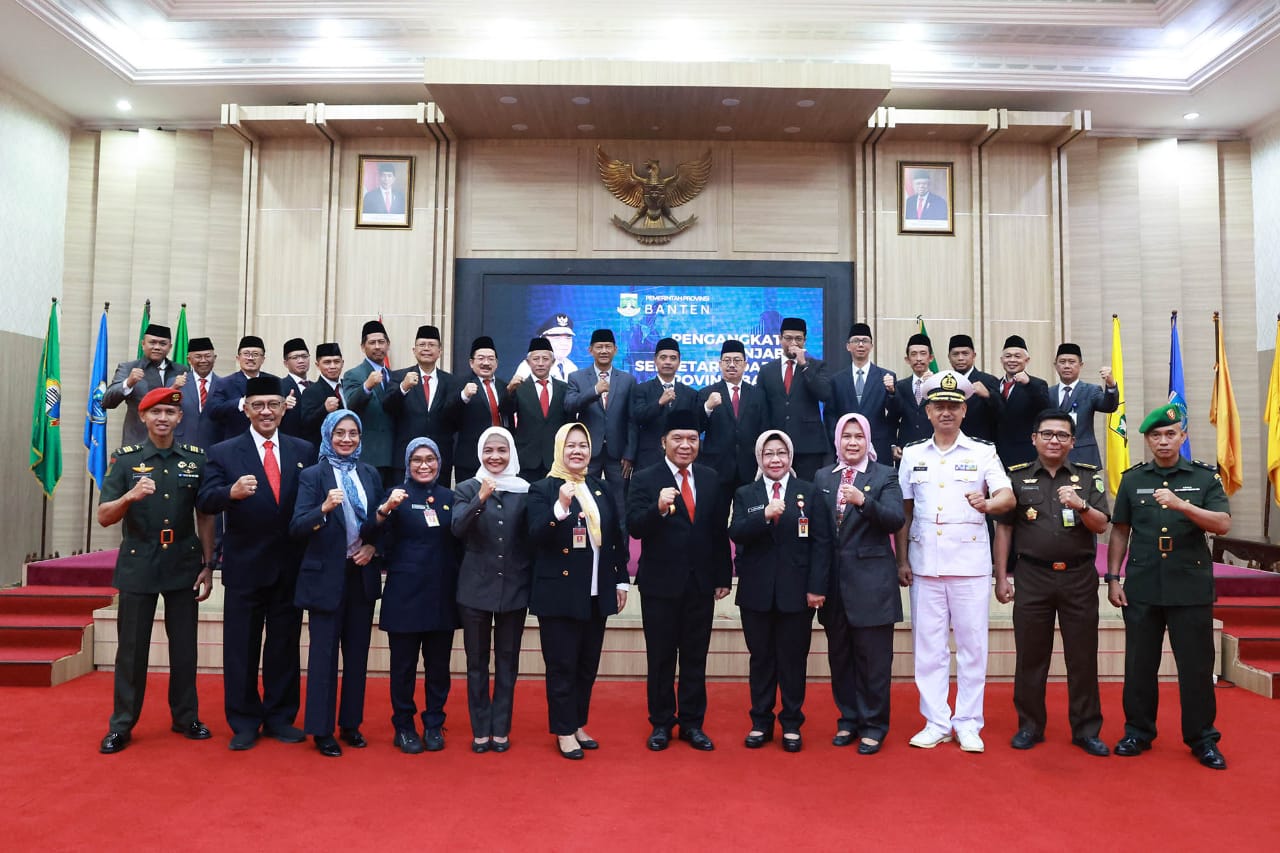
xmin=1105 ymin=315 xmax=1129 ymax=496
xmin=1210 ymin=313 xmax=1242 ymax=496
xmin=1265 ymin=319 xmax=1280 ymax=503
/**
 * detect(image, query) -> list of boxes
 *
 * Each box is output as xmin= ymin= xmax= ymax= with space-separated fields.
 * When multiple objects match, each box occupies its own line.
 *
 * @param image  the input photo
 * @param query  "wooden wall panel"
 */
xmin=131 ymin=129 xmax=177 ymax=324
xmin=1136 ymin=139 xmax=1184 ymax=424
xmin=1095 ymin=139 xmax=1147 ymax=423
xmin=731 ymin=146 xmax=843 ymax=254
xmin=170 ymin=131 xmax=213 ymax=328
xmin=205 ymin=128 xmax=249 ymax=349
xmin=462 ymin=143 xmax=580 ymax=252
xmin=0 ymin=332 xmax=46 ymax=577
xmin=1062 ymin=138 xmax=1104 ymax=364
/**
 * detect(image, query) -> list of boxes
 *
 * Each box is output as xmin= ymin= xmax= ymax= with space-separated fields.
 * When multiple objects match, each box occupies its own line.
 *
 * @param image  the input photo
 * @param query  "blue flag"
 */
xmin=84 ymin=309 xmax=109 ymax=490
xmin=1168 ymin=312 xmax=1192 ymax=460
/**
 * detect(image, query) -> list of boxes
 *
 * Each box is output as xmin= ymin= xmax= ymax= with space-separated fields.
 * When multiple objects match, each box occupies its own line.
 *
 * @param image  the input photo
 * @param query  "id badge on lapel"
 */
xmin=573 ymin=513 xmax=588 ymax=549
xmin=796 ymin=493 xmax=809 ymax=539
xmin=424 ymin=508 xmax=440 ymax=527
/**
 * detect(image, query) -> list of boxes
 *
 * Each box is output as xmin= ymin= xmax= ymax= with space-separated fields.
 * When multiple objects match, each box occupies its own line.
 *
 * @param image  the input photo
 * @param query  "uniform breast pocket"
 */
xmin=1017 ymin=490 xmax=1044 ymax=506
xmin=953 ymin=468 xmax=979 ymax=484
xmin=909 ymin=469 xmax=929 ymax=485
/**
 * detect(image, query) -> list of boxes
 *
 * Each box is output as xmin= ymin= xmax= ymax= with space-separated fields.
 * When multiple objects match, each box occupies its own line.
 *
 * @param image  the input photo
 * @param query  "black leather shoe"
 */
xmin=575 ymin=733 xmax=599 ymax=750
xmin=1010 ymin=730 xmax=1045 ymax=750
xmin=743 ymin=730 xmax=773 ymax=749
xmin=472 ymin=738 xmax=491 ymax=754
xmin=172 ymin=720 xmax=211 ymax=740
xmin=1114 ymin=735 xmax=1151 ymax=757
xmin=857 ymin=739 xmax=882 ymax=755
xmin=263 ymin=724 xmax=306 ymax=744
xmin=424 ymin=728 xmax=445 ymax=752
xmin=314 ymin=735 xmax=342 ymax=757
xmin=228 ymin=730 xmax=259 ymax=751
xmin=491 ymin=738 xmax=511 ymax=753
xmin=99 ymin=731 xmax=131 ymax=754
xmin=394 ymin=730 xmax=424 ymax=754
xmin=339 ymin=728 xmax=367 ymax=749
xmin=679 ymin=727 xmax=715 ymax=751
xmin=781 ymin=733 xmax=802 ymax=753
xmin=647 ymin=726 xmax=671 ymax=751
xmin=1193 ymin=743 xmax=1227 ymax=770
xmin=832 ymin=731 xmax=854 ymax=747
xmin=557 ymin=739 xmax=584 ymax=760
xmin=1072 ymin=736 xmax=1110 ymax=757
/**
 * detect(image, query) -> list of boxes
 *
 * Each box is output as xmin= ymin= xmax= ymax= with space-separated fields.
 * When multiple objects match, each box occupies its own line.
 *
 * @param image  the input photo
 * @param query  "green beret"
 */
xmin=1138 ymin=404 xmax=1184 ymax=434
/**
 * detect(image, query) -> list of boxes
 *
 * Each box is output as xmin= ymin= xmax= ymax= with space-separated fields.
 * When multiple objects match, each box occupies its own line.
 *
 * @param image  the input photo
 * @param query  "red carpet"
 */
xmin=4 ymin=674 xmax=1278 ymax=851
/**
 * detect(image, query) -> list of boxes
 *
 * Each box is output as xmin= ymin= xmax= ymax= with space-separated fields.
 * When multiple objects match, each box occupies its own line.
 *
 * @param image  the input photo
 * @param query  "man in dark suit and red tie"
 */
xmin=758 ymin=317 xmax=833 ymax=480
xmin=452 ymin=336 xmax=510 ymax=481
xmin=198 ymin=376 xmax=317 ymax=750
xmin=627 ymin=411 xmax=732 ymax=753
xmin=698 ymin=340 xmax=767 ymax=502
xmin=206 ymin=335 xmax=283 ymax=445
xmin=994 ymin=335 xmax=1053 ymax=468
xmin=630 ymin=337 xmax=700 ymax=470
xmin=361 ymin=162 xmax=406 ymax=215
xmin=383 ymin=325 xmax=460 ymax=483
xmin=180 ymin=336 xmax=219 ymax=449
xmin=299 ymin=342 xmax=345 ymax=449
xmin=505 ymin=336 xmax=568 ymax=481
xmin=904 ymin=171 xmax=948 ymax=221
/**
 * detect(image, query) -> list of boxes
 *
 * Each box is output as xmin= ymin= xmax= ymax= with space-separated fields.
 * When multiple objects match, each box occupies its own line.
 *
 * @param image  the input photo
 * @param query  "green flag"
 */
xmin=916 ymin=316 xmax=940 ymax=372
xmin=173 ymin=304 xmax=189 ymax=365
xmin=30 ymin=299 xmax=62 ymax=498
xmin=135 ymin=299 xmax=151 ymax=359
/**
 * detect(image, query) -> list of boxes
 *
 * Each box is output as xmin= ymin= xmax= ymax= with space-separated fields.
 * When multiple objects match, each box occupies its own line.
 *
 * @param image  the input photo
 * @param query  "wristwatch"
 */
xmin=1103 ymin=573 xmax=1122 ymax=583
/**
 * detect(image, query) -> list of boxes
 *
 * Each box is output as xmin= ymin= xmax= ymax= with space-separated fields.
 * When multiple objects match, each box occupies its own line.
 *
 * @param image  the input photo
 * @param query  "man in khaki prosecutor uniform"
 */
xmin=1106 ymin=405 xmax=1231 ymax=770
xmin=97 ymin=387 xmax=215 ymax=754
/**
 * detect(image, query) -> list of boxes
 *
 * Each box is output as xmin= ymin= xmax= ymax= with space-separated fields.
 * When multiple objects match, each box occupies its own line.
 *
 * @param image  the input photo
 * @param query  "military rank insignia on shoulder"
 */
xmin=904 ymin=438 xmax=928 ymax=448
xmin=1007 ymin=461 xmax=1032 ymax=471
xmin=181 ymin=444 xmax=205 ymax=454
xmin=1192 ymin=459 xmax=1217 ymax=471
xmin=970 ymin=437 xmax=995 ymax=446
xmin=1075 ymin=462 xmax=1099 ymax=470
xmin=1124 ymin=461 xmax=1145 ymax=472
xmin=112 ymin=444 xmax=141 ymax=456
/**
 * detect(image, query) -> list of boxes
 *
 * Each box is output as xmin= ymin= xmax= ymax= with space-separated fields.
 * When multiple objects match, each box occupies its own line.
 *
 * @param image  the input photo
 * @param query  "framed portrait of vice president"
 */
xmin=898 ymin=161 xmax=953 ymax=235
xmin=356 ymin=155 xmax=414 ymax=228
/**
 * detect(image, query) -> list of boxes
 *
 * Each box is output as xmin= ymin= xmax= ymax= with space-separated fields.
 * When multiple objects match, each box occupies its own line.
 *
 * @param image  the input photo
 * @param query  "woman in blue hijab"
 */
xmin=291 ymin=409 xmax=385 ymax=758
xmin=369 ymin=436 xmax=463 ymax=754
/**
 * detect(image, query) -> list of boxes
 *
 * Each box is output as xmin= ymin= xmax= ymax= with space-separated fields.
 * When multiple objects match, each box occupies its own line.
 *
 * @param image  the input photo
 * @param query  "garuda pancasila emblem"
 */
xmin=596 ymin=146 xmax=712 ymax=245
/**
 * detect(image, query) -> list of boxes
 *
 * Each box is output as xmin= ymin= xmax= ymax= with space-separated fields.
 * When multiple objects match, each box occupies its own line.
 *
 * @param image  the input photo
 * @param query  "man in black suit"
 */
xmin=627 ymin=411 xmax=732 ymax=753
xmin=277 ymin=337 xmax=312 ymax=439
xmin=104 ymin=323 xmax=190 ymax=446
xmin=206 ymin=336 xmax=284 ymax=445
xmin=947 ymin=334 xmax=1003 ymax=442
xmin=299 ymin=342 xmax=345 ymax=449
xmin=382 ymin=325 xmax=459 ymax=483
xmin=179 ymin=336 xmax=219 ymax=449
xmin=630 ymin=337 xmax=700 ymax=470
xmin=453 ymin=336 xmax=510 ymax=481
xmin=758 ymin=317 xmax=833 ymax=480
xmin=198 ymin=377 xmax=316 ymax=751
xmin=886 ymin=333 xmax=935 ymax=458
xmin=698 ymin=340 xmax=766 ymax=501
xmin=828 ymin=322 xmax=896 ymax=465
xmin=505 ymin=336 xmax=567 ymax=481
xmin=994 ymin=335 xmax=1052 ymax=467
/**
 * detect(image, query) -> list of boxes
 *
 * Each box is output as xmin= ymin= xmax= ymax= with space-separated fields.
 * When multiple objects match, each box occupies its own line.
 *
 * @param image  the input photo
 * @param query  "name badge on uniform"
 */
xmin=796 ymin=494 xmax=809 ymax=538
xmin=424 ymin=508 xmax=440 ymax=527
xmin=573 ymin=513 xmax=588 ymax=549
xmin=1061 ymin=508 xmax=1076 ymax=528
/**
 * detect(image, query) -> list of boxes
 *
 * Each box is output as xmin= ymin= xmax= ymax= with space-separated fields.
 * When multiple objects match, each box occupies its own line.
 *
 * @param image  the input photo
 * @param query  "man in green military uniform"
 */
xmin=1106 ymin=405 xmax=1231 ymax=770
xmin=994 ymin=410 xmax=1111 ymax=756
xmin=98 ymin=387 xmax=215 ymax=755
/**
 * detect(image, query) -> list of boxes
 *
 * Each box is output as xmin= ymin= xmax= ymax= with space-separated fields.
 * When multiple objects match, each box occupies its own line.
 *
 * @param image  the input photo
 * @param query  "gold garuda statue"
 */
xmin=596 ymin=146 xmax=712 ymax=245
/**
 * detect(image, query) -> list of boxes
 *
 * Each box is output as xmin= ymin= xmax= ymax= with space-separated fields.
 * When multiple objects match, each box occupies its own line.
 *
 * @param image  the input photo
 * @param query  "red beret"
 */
xmin=139 ymin=387 xmax=182 ymax=412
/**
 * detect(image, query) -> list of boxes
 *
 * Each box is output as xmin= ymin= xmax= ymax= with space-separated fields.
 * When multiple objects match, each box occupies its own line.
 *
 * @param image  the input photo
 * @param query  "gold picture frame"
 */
xmin=898 ymin=161 xmax=954 ymax=235
xmin=355 ymin=155 xmax=414 ymax=228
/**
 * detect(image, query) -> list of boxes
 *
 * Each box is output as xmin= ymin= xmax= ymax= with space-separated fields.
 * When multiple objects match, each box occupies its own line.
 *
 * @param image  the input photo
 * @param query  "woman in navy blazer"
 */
xmin=452 ymin=426 xmax=532 ymax=754
xmin=369 ymin=436 xmax=463 ymax=754
xmin=813 ymin=413 xmax=905 ymax=755
xmin=290 ymin=410 xmax=384 ymax=757
xmin=527 ymin=423 xmax=629 ymax=759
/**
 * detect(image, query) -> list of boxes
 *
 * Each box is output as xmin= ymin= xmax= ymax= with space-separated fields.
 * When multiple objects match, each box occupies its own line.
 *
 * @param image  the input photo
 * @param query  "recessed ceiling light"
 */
xmin=715 ymin=125 xmax=733 ymax=133
xmin=721 ymin=98 xmax=740 ymax=107
xmin=577 ymin=123 xmax=595 ymax=132
xmin=512 ymin=123 xmax=528 ymax=131
xmin=571 ymin=96 xmax=590 ymax=105
xmin=116 ymin=99 xmax=132 ymax=112
xmin=1183 ymin=111 xmax=1200 ymax=120
xmin=498 ymin=96 xmax=518 ymax=105
xmin=783 ymin=126 xmax=801 ymax=134
xmin=796 ymin=99 xmax=816 ymax=108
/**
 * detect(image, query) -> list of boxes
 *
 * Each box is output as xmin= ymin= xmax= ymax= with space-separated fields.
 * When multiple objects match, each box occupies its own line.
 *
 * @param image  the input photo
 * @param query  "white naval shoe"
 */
xmin=908 ymin=728 xmax=953 ymax=749
xmin=956 ymin=730 xmax=985 ymax=753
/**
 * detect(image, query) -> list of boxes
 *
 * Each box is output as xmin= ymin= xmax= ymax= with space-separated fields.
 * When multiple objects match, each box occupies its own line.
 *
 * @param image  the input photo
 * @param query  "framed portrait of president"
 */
xmin=898 ymin=161 xmax=953 ymax=235
xmin=356 ymin=155 xmax=414 ymax=228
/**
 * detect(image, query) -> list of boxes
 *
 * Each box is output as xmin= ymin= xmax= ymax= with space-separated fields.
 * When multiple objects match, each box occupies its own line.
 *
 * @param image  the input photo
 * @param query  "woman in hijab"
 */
xmin=369 ymin=436 xmax=463 ymax=754
xmin=813 ymin=413 xmax=905 ymax=755
xmin=452 ymin=426 xmax=532 ymax=754
xmin=291 ymin=409 xmax=385 ymax=758
xmin=527 ymin=422 xmax=629 ymax=760
xmin=728 ymin=429 xmax=832 ymax=753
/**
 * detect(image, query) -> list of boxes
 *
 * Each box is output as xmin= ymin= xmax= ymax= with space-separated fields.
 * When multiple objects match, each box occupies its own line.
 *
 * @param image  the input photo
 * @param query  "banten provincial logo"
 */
xmin=90 ymin=380 xmax=107 ymax=424
xmin=617 ymin=293 xmax=641 ymax=318
xmin=44 ymin=378 xmax=61 ymax=426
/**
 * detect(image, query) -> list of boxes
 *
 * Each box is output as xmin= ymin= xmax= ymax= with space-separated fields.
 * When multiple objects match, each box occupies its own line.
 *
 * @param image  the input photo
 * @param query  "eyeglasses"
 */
xmin=409 ymin=456 xmax=438 ymax=467
xmin=1036 ymin=430 xmax=1073 ymax=442
xmin=848 ymin=337 xmax=872 ymax=345
xmin=247 ymin=400 xmax=284 ymax=412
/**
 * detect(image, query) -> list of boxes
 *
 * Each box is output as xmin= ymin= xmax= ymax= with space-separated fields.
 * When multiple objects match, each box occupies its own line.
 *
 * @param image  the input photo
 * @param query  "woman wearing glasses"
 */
xmin=291 ymin=409 xmax=385 ymax=758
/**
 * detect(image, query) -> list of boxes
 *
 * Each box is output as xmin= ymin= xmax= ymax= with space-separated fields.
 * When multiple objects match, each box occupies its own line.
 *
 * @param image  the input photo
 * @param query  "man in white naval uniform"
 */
xmin=896 ymin=371 xmax=1014 ymax=753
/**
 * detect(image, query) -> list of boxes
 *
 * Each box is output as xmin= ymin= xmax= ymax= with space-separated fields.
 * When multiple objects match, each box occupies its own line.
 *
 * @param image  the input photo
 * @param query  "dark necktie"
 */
xmin=855 ymin=368 xmax=865 ymax=402
xmin=599 ymin=372 xmax=609 ymax=409
xmin=1060 ymin=385 xmax=1073 ymax=410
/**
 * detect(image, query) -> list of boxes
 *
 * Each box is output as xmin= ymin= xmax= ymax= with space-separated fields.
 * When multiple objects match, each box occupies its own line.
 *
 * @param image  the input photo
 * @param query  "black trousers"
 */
xmin=459 ymin=605 xmax=527 ymax=738
xmin=641 ymin=576 xmax=715 ymax=729
xmin=792 ymin=453 xmax=826 ymax=483
xmin=1122 ymin=600 xmax=1220 ymax=749
xmin=110 ymin=588 xmax=199 ymax=733
xmin=222 ymin=577 xmax=303 ymax=735
xmin=1012 ymin=563 xmax=1102 ymax=739
xmin=740 ymin=606 xmax=813 ymax=733
xmin=387 ymin=629 xmax=455 ymax=733
xmin=303 ymin=561 xmax=375 ymax=736
xmin=538 ymin=607 xmax=608 ymax=736
xmin=821 ymin=605 xmax=893 ymax=741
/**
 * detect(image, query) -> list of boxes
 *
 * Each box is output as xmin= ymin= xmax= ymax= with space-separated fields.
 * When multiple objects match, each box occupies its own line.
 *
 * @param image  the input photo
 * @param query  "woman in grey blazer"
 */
xmin=452 ymin=426 xmax=532 ymax=753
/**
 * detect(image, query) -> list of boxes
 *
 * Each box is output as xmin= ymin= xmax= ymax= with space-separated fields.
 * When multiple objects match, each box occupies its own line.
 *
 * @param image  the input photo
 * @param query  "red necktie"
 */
xmin=422 ymin=373 xmax=431 ymax=407
xmin=731 ymin=385 xmax=740 ymax=418
xmin=484 ymin=379 xmax=501 ymax=426
xmin=680 ymin=469 xmax=695 ymax=523
xmin=262 ymin=440 xmax=281 ymax=503
xmin=783 ymin=361 xmax=794 ymax=394
xmin=772 ymin=481 xmax=782 ymax=501
xmin=917 ymin=196 xmax=925 ymax=218
xmin=1002 ymin=379 xmax=1013 ymax=400
xmin=538 ymin=379 xmax=550 ymax=417
xmin=837 ymin=466 xmax=855 ymax=522
xmin=198 ymin=377 xmax=208 ymax=410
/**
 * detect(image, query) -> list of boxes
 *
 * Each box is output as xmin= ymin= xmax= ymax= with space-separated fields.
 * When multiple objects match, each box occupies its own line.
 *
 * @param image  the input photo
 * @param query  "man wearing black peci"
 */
xmin=505 ymin=336 xmax=568 ymax=482
xmin=383 ymin=325 xmax=459 ymax=484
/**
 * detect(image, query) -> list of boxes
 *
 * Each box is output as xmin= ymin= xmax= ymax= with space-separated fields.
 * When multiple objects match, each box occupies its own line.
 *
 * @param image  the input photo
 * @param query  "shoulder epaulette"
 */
xmin=181 ymin=444 xmax=205 ymax=454
xmin=969 ymin=437 xmax=995 ymax=446
xmin=1124 ymin=461 xmax=1145 ymax=472
xmin=1192 ymin=459 xmax=1217 ymax=471
xmin=1007 ymin=462 xmax=1032 ymax=471
xmin=1074 ymin=462 xmax=1099 ymax=471
xmin=112 ymin=444 xmax=141 ymax=455
xmin=905 ymin=438 xmax=928 ymax=448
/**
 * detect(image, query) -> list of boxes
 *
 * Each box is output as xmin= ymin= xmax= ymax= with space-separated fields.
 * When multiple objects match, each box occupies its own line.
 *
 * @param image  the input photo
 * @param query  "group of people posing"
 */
xmin=94 ymin=316 xmax=1230 ymax=771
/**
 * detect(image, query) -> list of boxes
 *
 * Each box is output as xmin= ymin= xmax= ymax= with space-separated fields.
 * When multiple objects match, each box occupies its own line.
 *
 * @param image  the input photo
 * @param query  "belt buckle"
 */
xmin=1158 ymin=536 xmax=1173 ymax=552
xmin=160 ymin=528 xmax=174 ymax=545
xmin=1052 ymin=561 xmax=1067 ymax=571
